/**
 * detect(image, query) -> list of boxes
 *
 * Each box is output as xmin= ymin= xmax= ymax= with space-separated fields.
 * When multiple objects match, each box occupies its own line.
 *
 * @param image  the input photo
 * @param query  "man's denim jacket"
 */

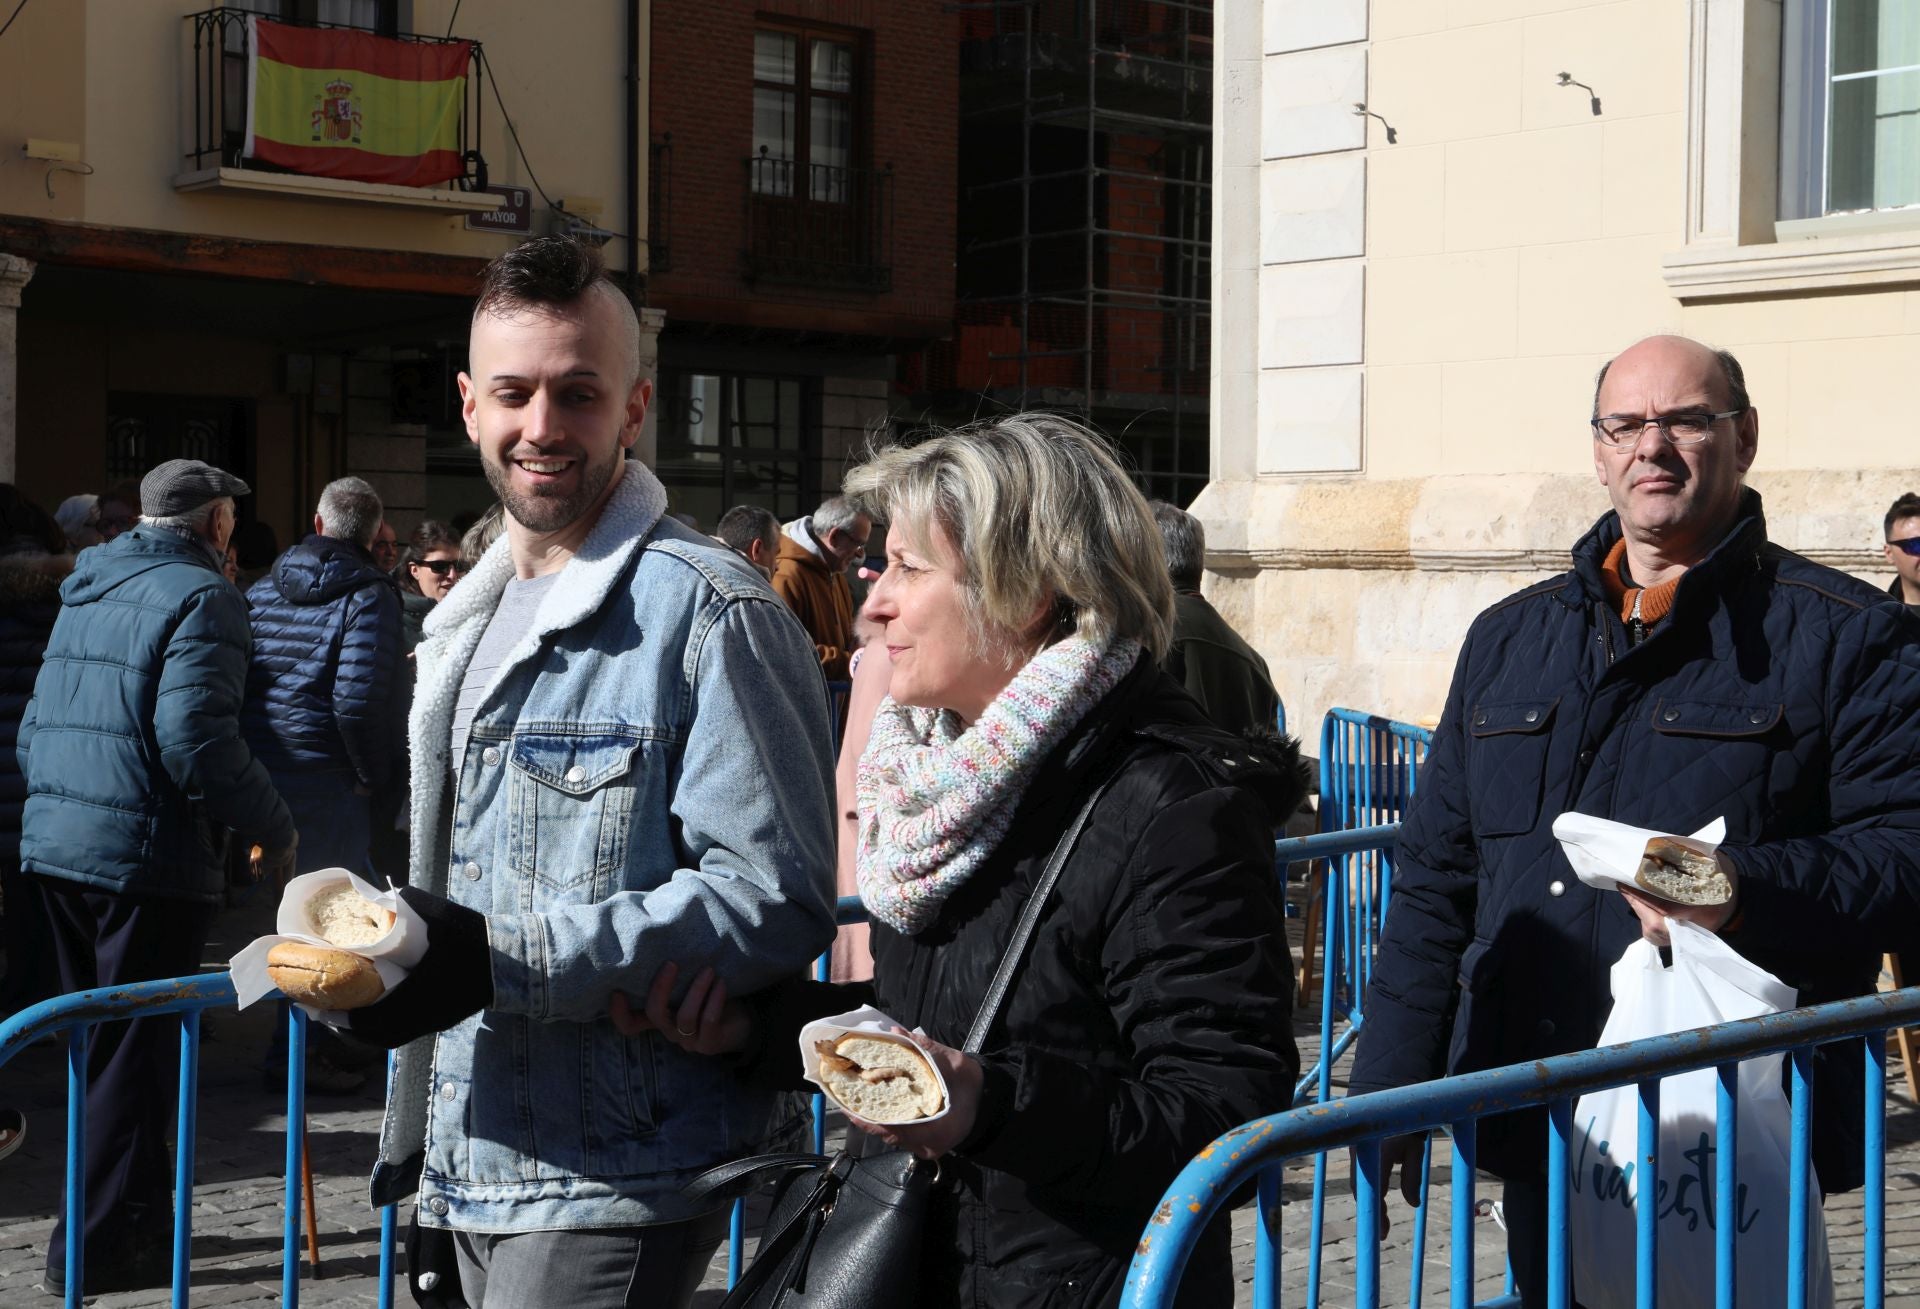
xmin=373 ymin=461 xmax=837 ymax=1232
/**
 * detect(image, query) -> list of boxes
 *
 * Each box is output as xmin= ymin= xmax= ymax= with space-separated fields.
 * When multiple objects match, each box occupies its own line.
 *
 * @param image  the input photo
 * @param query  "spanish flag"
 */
xmin=243 ymin=17 xmax=471 ymax=188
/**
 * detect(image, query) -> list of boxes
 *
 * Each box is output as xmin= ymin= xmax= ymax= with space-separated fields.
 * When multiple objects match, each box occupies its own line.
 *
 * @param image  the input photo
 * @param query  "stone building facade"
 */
xmin=1210 ymin=0 xmax=1920 ymax=730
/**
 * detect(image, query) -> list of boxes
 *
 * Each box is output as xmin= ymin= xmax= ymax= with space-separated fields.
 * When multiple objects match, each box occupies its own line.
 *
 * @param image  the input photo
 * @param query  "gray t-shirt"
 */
xmin=450 ymin=572 xmax=562 ymax=769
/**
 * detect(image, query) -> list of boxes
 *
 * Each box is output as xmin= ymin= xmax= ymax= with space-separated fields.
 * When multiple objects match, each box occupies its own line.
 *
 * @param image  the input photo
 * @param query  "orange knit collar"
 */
xmin=1600 ymin=538 xmax=1684 ymax=628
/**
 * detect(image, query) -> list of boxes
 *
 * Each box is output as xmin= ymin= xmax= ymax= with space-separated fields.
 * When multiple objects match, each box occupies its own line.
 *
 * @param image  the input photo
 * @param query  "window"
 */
xmin=106 ymin=395 xmax=256 ymax=520
xmin=1662 ymin=0 xmax=1920 ymax=300
xmin=1780 ymin=0 xmax=1920 ymax=221
xmin=744 ymin=26 xmax=890 ymax=289
xmin=654 ymin=373 xmax=811 ymax=529
xmin=752 ymin=27 xmax=858 ymax=202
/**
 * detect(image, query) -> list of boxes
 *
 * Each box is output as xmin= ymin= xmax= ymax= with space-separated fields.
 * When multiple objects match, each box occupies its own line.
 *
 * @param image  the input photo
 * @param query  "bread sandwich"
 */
xmin=306 ymin=882 xmax=395 ymax=947
xmin=265 ymin=941 xmax=385 ymax=1009
xmin=1634 ymin=835 xmax=1732 ymax=906
xmin=814 ymin=1033 xmax=945 ymax=1123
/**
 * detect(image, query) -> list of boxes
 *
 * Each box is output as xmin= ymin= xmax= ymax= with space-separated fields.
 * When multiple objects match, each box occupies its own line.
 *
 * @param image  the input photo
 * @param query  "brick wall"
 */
xmin=649 ymin=0 xmax=957 ymax=338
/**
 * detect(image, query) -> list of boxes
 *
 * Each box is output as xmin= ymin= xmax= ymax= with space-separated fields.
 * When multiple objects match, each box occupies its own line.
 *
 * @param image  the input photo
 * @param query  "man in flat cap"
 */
xmin=18 ymin=458 xmax=298 ymax=1297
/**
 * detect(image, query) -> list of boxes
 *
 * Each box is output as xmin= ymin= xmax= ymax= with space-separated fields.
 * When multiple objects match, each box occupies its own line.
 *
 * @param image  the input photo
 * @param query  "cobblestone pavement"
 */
xmin=5 ymin=895 xmax=1920 ymax=1306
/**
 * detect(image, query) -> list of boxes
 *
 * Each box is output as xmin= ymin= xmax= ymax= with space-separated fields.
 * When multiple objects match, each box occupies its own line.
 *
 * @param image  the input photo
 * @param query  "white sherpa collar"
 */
xmin=405 ymin=459 xmax=668 ymax=894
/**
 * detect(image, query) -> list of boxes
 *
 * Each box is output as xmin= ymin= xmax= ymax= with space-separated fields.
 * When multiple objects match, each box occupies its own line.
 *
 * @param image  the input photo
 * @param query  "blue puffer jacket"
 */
xmin=242 ymin=534 xmax=403 ymax=790
xmin=18 ymin=527 xmax=295 ymax=902
xmin=1350 ymin=490 xmax=1920 ymax=1193
xmin=0 ymin=551 xmax=69 ymax=866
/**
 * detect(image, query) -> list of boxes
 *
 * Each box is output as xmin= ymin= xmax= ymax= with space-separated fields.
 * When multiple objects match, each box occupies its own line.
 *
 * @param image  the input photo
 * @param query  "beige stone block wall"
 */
xmin=1210 ymin=0 xmax=1920 ymax=743
xmin=1358 ymin=0 xmax=1920 ymax=480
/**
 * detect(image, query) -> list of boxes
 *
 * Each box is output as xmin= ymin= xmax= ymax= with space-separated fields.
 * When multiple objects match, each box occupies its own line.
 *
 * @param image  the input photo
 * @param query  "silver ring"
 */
xmin=674 ymin=1023 xmax=696 ymax=1038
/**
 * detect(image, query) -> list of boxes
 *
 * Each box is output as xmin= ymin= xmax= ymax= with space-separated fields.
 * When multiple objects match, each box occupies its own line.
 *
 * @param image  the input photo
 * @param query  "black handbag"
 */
xmin=684 ymin=773 xmax=1117 ymax=1308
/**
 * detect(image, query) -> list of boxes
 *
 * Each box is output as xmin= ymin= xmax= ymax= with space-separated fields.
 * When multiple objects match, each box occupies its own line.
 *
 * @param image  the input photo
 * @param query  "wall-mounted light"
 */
xmin=1557 ymin=72 xmax=1602 ymax=116
xmin=1352 ymin=102 xmax=1398 ymax=145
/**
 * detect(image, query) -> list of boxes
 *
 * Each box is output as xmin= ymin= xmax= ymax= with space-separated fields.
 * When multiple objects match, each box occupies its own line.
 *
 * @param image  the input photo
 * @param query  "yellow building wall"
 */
xmin=0 ymin=0 xmax=642 ymax=269
xmin=1364 ymin=0 xmax=1920 ymax=481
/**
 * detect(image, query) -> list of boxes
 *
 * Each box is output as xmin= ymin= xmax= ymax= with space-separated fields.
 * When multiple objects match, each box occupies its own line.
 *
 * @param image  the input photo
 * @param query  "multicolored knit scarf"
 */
xmin=855 ymin=635 xmax=1140 ymax=935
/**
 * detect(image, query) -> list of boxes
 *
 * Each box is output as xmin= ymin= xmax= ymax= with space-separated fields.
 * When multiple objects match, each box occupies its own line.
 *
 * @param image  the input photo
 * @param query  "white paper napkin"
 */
xmin=1551 ymin=812 xmax=1728 ymax=899
xmin=797 ymin=1005 xmax=952 ymax=1125
xmin=229 ymin=869 xmax=428 ymax=1014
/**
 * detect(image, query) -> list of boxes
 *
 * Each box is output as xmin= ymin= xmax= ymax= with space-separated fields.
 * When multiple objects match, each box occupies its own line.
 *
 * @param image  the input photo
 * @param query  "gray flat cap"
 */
xmin=140 ymin=459 xmax=251 ymax=518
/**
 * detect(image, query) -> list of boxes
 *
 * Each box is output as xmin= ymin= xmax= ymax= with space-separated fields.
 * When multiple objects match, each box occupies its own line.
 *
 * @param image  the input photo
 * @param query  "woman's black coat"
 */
xmin=743 ymin=657 xmax=1305 ymax=1309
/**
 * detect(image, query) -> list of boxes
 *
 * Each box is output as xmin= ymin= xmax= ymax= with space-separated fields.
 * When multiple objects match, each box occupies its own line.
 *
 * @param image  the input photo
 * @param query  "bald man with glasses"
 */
xmin=1350 ymin=335 xmax=1920 ymax=1307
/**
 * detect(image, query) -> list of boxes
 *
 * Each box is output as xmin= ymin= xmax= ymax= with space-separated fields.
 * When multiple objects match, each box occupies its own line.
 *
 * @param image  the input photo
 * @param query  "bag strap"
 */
xmin=683 ymin=1150 xmax=825 ymax=1205
xmin=961 ymin=770 xmax=1119 ymax=1054
xmin=710 ymin=1156 xmax=852 ymax=1309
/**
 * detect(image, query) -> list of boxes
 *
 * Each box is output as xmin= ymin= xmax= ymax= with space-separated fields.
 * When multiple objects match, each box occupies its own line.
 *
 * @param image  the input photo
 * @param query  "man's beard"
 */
xmin=482 ymin=447 xmax=619 ymax=534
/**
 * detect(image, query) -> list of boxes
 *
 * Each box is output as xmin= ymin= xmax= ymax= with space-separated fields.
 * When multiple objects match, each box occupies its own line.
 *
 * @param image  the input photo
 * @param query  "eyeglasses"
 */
xmin=1591 ymin=408 xmax=1746 ymax=447
xmin=415 ymin=558 xmax=468 ymax=577
xmin=1889 ymin=538 xmax=1920 ymax=558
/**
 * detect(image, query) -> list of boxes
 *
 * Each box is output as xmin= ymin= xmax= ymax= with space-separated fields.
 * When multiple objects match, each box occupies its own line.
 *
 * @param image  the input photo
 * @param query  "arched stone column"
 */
xmin=0 ymin=254 xmax=35 ymax=484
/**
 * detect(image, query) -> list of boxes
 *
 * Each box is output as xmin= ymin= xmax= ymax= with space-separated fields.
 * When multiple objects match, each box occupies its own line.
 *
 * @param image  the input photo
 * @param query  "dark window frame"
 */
xmin=654 ymin=369 xmax=819 ymax=521
xmin=106 ymin=392 xmax=259 ymax=523
xmin=751 ymin=19 xmax=867 ymax=201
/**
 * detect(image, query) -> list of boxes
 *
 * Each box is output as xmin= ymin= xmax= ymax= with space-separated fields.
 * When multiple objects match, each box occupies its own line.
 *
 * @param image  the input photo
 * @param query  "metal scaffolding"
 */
xmin=922 ymin=0 xmax=1213 ymax=502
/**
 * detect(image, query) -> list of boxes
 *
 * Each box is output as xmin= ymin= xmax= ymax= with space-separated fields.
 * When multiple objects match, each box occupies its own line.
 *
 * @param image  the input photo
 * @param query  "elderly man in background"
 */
xmin=1150 ymin=500 xmax=1279 ymax=738
xmin=772 ymin=493 xmax=871 ymax=679
xmin=18 ymin=459 xmax=297 ymax=1296
xmin=1349 ymin=336 xmax=1920 ymax=1307
xmin=242 ymin=476 xmax=403 ymax=880
xmin=371 ymin=518 xmax=401 ymax=577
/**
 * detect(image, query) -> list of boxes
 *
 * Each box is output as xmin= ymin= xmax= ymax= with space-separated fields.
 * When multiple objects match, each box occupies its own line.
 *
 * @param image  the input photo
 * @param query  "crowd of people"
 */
xmin=2 ymin=235 xmax=1919 ymax=1309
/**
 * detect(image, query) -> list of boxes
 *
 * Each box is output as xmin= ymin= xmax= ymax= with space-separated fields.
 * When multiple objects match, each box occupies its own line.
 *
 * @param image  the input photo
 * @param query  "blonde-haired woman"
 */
xmin=618 ymin=414 xmax=1305 ymax=1308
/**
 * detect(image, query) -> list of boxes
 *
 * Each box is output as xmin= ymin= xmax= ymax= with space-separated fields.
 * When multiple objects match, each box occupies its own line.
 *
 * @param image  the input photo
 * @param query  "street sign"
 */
xmin=464 ymin=185 xmax=532 ymax=234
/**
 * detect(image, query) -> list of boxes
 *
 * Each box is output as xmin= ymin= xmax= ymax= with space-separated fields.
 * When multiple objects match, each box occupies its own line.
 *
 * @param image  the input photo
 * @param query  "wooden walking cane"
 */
xmin=302 ymin=1113 xmax=322 ymax=1275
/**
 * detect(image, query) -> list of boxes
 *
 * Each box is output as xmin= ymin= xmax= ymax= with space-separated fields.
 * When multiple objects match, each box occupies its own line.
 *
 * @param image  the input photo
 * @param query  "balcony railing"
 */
xmin=743 ymin=150 xmax=894 ymax=292
xmin=185 ymin=7 xmax=486 ymax=189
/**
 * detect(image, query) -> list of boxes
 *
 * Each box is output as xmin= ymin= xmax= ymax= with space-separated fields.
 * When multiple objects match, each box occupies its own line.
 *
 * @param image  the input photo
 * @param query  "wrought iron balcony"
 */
xmin=743 ymin=150 xmax=894 ymax=292
xmin=185 ymin=7 xmax=486 ymax=191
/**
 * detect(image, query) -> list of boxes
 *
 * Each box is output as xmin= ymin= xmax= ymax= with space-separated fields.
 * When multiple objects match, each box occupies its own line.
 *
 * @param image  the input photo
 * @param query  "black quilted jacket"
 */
xmin=1350 ymin=490 xmax=1920 ymax=1191
xmin=741 ymin=657 xmax=1305 ymax=1309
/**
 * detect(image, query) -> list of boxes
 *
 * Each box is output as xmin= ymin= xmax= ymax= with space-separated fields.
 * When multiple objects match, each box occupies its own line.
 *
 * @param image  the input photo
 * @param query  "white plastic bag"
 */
xmin=1568 ymin=921 xmax=1834 ymax=1309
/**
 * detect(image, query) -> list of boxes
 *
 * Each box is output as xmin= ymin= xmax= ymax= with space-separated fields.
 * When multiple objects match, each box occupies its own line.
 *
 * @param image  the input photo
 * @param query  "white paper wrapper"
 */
xmin=1552 ymin=813 xmax=1728 ymax=899
xmin=798 ymin=1005 xmax=952 ymax=1125
xmin=228 ymin=869 xmax=429 ymax=1014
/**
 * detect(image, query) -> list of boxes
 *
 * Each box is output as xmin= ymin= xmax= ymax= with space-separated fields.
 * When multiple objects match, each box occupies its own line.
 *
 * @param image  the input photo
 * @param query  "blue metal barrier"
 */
xmin=1319 ymin=708 xmax=1433 ymax=832
xmin=1123 ymin=986 xmax=1920 ymax=1309
xmin=1299 ymin=710 xmax=1433 ymax=1104
xmin=1291 ymin=714 xmax=1434 ymax=1306
xmin=0 ymin=974 xmax=366 ymax=1308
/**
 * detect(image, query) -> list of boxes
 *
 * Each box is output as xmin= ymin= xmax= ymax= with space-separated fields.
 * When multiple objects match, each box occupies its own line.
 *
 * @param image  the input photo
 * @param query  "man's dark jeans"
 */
xmin=33 ymin=875 xmax=214 ymax=1279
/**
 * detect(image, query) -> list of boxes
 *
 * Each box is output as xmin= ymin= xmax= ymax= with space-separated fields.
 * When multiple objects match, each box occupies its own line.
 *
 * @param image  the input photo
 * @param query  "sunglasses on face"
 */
xmin=1890 ymin=538 xmax=1920 ymax=558
xmin=416 ymin=559 xmax=467 ymax=577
